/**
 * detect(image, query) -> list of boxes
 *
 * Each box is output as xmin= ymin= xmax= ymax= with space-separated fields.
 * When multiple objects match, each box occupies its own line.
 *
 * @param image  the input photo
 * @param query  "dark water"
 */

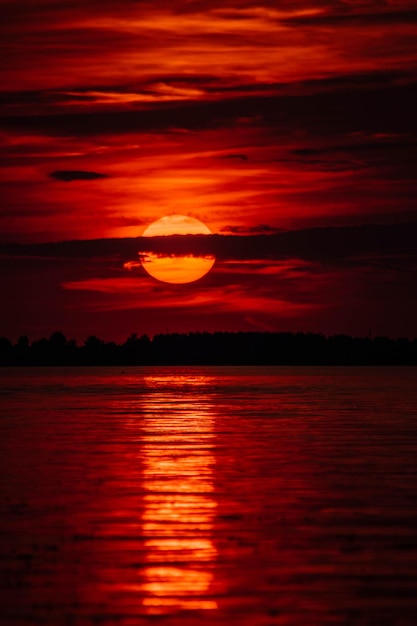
xmin=1 ymin=366 xmax=417 ymax=625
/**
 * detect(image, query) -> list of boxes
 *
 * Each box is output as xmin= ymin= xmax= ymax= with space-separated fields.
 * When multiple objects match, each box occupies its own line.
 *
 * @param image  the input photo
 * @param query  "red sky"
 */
xmin=1 ymin=0 xmax=417 ymax=341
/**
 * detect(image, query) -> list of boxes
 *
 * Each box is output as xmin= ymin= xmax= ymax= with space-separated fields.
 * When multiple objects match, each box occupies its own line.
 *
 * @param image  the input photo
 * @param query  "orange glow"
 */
xmin=6 ymin=5 xmax=410 ymax=93
xmin=140 ymin=215 xmax=215 ymax=284
xmin=140 ymin=375 xmax=218 ymax=614
xmin=2 ymin=1 xmax=417 ymax=340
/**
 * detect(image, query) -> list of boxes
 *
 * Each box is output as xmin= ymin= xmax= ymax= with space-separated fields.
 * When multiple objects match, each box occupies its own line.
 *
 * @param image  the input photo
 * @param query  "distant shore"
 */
xmin=1 ymin=331 xmax=417 ymax=366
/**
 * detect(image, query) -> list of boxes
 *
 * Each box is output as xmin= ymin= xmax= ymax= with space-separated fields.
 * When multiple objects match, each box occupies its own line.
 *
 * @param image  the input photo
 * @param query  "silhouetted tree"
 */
xmin=0 ymin=337 xmax=12 ymax=365
xmin=31 ymin=338 xmax=50 ymax=365
xmin=13 ymin=336 xmax=30 ymax=365
xmin=1 ymin=331 xmax=417 ymax=366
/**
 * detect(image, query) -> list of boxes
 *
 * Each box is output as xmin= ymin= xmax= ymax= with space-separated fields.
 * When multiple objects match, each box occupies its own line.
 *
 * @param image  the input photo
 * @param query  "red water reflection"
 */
xmin=139 ymin=374 xmax=218 ymax=613
xmin=2 ymin=368 xmax=417 ymax=625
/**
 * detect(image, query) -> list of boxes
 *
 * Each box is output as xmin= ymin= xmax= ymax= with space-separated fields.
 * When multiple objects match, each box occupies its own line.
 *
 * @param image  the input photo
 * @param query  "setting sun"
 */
xmin=140 ymin=215 xmax=215 ymax=284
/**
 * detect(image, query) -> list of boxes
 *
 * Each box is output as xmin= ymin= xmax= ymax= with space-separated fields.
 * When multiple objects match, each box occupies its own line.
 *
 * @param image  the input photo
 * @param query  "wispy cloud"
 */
xmin=1 ymin=0 xmax=417 ymax=339
xmin=49 ymin=170 xmax=109 ymax=182
xmin=2 ymin=222 xmax=416 ymax=265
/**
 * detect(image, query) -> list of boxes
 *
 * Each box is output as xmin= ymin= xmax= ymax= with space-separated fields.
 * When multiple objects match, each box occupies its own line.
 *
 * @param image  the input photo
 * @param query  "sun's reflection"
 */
xmin=140 ymin=375 xmax=218 ymax=613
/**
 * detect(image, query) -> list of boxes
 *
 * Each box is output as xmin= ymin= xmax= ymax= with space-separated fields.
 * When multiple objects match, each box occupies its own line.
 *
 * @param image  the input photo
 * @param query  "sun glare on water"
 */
xmin=140 ymin=215 xmax=215 ymax=284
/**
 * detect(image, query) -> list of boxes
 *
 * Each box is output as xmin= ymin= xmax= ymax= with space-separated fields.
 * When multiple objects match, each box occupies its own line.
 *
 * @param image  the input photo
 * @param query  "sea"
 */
xmin=1 ymin=366 xmax=417 ymax=626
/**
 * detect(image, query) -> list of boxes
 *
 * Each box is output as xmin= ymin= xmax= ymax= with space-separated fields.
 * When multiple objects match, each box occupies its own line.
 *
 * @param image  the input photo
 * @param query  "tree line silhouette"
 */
xmin=1 ymin=331 xmax=417 ymax=366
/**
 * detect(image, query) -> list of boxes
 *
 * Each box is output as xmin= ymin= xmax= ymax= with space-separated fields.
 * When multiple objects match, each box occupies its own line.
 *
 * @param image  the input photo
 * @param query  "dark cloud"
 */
xmin=1 ymin=69 xmax=407 ymax=116
xmin=275 ymin=157 xmax=361 ymax=172
xmin=288 ymin=138 xmax=417 ymax=174
xmin=292 ymin=140 xmax=417 ymax=158
xmin=3 ymin=68 xmax=410 ymax=99
xmin=2 ymin=222 xmax=416 ymax=267
xmin=281 ymin=9 xmax=417 ymax=27
xmin=219 ymin=153 xmax=248 ymax=161
xmin=2 ymin=82 xmax=416 ymax=137
xmin=220 ymin=224 xmax=277 ymax=234
xmin=49 ymin=170 xmax=109 ymax=182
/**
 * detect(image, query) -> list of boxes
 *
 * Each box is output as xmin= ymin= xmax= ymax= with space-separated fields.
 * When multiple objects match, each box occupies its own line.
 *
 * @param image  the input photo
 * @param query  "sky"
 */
xmin=1 ymin=0 xmax=417 ymax=342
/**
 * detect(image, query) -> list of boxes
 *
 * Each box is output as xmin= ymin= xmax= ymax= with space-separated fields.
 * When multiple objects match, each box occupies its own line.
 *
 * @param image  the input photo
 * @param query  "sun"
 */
xmin=140 ymin=215 xmax=215 ymax=284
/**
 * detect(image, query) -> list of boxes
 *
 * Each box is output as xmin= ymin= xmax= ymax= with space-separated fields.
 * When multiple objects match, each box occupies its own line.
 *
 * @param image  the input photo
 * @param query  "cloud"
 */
xmin=61 ymin=276 xmax=321 ymax=318
xmin=292 ymin=140 xmax=417 ymax=158
xmin=1 ymin=222 xmax=416 ymax=268
xmin=0 ymin=69 xmax=409 ymax=116
xmin=281 ymin=8 xmax=417 ymax=27
xmin=219 ymin=153 xmax=248 ymax=161
xmin=49 ymin=170 xmax=109 ymax=182
xmin=219 ymin=224 xmax=278 ymax=234
xmin=3 ymin=81 xmax=416 ymax=139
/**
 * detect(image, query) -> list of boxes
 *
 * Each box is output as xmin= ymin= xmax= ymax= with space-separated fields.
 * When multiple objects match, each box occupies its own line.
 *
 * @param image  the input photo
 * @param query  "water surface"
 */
xmin=1 ymin=366 xmax=417 ymax=625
